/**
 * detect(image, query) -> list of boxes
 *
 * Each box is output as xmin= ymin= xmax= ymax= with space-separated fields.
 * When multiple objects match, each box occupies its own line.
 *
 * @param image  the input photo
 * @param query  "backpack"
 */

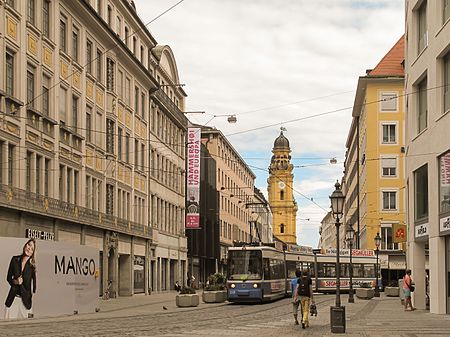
xmin=297 ymin=276 xmax=310 ymax=297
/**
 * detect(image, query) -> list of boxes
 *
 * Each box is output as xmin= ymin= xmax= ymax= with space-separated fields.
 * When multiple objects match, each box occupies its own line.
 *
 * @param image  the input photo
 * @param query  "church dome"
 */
xmin=273 ymin=131 xmax=290 ymax=150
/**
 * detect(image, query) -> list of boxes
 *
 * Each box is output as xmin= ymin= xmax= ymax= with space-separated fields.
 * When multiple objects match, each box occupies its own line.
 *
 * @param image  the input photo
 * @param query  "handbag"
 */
xmin=408 ymin=284 xmax=415 ymax=292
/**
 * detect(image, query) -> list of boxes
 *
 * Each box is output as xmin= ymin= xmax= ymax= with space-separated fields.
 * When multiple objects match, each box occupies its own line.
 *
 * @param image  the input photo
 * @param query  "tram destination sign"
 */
xmin=26 ymin=228 xmax=55 ymax=241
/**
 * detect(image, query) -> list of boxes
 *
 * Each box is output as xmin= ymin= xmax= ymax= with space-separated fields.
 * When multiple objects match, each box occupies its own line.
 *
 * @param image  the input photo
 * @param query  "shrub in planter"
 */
xmin=176 ymin=287 xmax=199 ymax=307
xmin=203 ymin=273 xmax=227 ymax=303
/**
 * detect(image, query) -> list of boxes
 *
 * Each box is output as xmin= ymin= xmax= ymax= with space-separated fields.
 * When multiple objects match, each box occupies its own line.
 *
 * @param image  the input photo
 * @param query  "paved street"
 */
xmin=0 ymin=293 xmax=449 ymax=337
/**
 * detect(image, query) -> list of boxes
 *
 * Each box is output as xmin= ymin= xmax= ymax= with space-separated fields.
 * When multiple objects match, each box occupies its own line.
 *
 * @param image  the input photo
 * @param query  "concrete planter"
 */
xmin=202 ymin=290 xmax=227 ymax=303
xmin=356 ymin=288 xmax=374 ymax=299
xmin=176 ymin=294 xmax=199 ymax=307
xmin=385 ymin=287 xmax=399 ymax=297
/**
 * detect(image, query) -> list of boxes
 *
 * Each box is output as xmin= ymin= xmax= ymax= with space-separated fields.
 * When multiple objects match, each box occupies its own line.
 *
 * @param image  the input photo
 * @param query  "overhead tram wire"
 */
xmin=3 ymin=0 xmax=186 ymax=116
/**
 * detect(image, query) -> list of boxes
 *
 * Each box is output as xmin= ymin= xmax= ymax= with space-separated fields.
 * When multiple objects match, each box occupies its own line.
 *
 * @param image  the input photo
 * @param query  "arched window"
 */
xmin=280 ymin=190 xmax=284 ymax=200
xmin=280 ymin=224 xmax=285 ymax=234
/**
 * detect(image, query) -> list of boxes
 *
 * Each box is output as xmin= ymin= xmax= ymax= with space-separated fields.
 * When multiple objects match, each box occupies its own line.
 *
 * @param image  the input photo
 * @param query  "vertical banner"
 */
xmin=186 ymin=127 xmax=201 ymax=229
xmin=393 ymin=224 xmax=407 ymax=243
xmin=441 ymin=152 xmax=450 ymax=186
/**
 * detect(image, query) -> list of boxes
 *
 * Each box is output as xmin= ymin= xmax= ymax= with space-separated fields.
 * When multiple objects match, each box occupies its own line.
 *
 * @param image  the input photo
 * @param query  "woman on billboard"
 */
xmin=4 ymin=239 xmax=37 ymax=319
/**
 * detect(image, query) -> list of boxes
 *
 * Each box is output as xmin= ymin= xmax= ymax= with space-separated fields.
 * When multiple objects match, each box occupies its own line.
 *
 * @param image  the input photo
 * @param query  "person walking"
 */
xmin=403 ymin=269 xmax=416 ymax=311
xmin=293 ymin=270 xmax=314 ymax=329
xmin=291 ymin=269 xmax=302 ymax=325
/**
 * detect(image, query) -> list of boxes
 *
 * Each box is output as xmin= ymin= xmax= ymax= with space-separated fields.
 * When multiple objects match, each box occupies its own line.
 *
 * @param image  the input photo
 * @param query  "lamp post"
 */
xmin=329 ymin=181 xmax=346 ymax=334
xmin=346 ymin=224 xmax=355 ymax=303
xmin=374 ymin=232 xmax=381 ymax=297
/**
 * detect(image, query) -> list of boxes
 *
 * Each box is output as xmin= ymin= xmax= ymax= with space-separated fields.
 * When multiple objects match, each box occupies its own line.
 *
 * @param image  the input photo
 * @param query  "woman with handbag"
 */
xmin=403 ymin=269 xmax=415 ymax=311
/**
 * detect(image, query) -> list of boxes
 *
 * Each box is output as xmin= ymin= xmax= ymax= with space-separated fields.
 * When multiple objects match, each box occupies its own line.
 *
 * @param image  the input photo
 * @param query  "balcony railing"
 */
xmin=0 ymin=184 xmax=151 ymax=239
xmin=152 ymin=89 xmax=187 ymax=128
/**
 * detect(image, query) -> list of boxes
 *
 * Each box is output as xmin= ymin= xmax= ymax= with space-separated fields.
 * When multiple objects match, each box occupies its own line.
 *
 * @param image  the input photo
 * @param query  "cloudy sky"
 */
xmin=135 ymin=0 xmax=404 ymax=247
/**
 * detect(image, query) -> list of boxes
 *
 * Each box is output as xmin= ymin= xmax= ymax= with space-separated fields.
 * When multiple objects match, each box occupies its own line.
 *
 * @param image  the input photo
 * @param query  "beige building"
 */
xmin=405 ymin=0 xmax=450 ymax=314
xmin=252 ymin=187 xmax=273 ymax=244
xmin=319 ymin=211 xmax=336 ymax=249
xmin=0 ymin=0 xmax=188 ymax=297
xmin=200 ymin=126 xmax=256 ymax=273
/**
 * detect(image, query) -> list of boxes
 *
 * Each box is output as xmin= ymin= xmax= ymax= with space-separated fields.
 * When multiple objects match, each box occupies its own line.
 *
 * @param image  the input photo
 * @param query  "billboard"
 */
xmin=186 ymin=127 xmax=201 ymax=229
xmin=0 ymin=237 xmax=99 ymax=320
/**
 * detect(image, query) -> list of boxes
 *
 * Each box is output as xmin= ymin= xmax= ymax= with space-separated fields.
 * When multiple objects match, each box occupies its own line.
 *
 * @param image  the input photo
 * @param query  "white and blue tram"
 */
xmin=227 ymin=244 xmax=377 ymax=303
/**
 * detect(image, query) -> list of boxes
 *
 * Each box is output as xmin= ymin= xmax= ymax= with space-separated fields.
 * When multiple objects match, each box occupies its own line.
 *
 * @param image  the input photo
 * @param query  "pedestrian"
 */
xmin=187 ymin=272 xmax=191 ymax=288
xmin=403 ymin=269 xmax=416 ymax=311
xmin=291 ymin=269 xmax=302 ymax=325
xmin=293 ymin=269 xmax=314 ymax=329
xmin=174 ymin=281 xmax=181 ymax=292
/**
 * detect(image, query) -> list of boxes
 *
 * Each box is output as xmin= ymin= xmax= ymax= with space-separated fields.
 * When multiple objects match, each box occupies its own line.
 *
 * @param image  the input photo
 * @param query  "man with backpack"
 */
xmin=291 ymin=269 xmax=302 ymax=325
xmin=293 ymin=269 xmax=314 ymax=329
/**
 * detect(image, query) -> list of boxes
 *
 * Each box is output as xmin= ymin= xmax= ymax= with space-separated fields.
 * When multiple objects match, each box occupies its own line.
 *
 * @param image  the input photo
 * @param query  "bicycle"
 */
xmin=103 ymin=281 xmax=113 ymax=300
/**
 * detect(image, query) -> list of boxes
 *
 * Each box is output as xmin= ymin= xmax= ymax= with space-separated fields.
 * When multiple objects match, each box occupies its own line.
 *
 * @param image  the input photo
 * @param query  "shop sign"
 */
xmin=415 ymin=223 xmax=428 ymax=238
xmin=388 ymin=256 xmax=406 ymax=270
xmin=379 ymin=254 xmax=389 ymax=269
xmin=324 ymin=248 xmax=375 ymax=257
xmin=392 ymin=224 xmax=407 ymax=243
xmin=186 ymin=127 xmax=201 ymax=229
xmin=26 ymin=228 xmax=54 ymax=241
xmin=440 ymin=216 xmax=450 ymax=233
xmin=441 ymin=152 xmax=450 ymax=186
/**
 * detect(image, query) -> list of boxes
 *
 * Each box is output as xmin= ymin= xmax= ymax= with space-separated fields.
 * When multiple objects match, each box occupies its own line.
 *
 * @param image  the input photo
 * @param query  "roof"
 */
xmin=367 ymin=35 xmax=405 ymax=77
xmin=273 ymin=131 xmax=290 ymax=150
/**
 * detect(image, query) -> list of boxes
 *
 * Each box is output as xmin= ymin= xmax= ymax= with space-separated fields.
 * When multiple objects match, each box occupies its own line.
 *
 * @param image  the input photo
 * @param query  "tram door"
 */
xmin=447 ymin=236 xmax=450 ymax=314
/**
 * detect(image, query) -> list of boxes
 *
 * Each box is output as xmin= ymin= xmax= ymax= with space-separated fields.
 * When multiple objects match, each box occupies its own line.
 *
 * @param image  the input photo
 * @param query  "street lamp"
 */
xmin=329 ymin=181 xmax=346 ymax=334
xmin=345 ymin=223 xmax=355 ymax=303
xmin=374 ymin=232 xmax=381 ymax=297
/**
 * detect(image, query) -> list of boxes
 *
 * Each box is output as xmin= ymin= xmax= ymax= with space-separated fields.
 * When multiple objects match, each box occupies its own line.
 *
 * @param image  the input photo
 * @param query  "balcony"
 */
xmin=152 ymin=89 xmax=186 ymax=128
xmin=0 ymin=184 xmax=151 ymax=239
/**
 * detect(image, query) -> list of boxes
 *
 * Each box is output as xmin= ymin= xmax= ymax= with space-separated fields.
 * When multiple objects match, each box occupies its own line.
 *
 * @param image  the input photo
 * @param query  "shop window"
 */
xmin=415 ymin=164 xmax=428 ymax=221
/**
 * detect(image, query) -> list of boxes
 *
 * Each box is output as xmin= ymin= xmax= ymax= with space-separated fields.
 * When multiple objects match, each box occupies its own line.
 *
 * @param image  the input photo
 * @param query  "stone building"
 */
xmin=0 ymin=0 xmax=187 ymax=297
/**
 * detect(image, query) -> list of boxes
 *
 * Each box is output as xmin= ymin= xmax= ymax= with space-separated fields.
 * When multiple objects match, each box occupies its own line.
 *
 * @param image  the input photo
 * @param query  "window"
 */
xmin=380 ymin=92 xmax=397 ymax=111
xmin=381 ymin=157 xmax=397 ymax=177
xmin=140 ymin=46 xmax=144 ymax=64
xmin=141 ymin=144 xmax=145 ymax=170
xmin=125 ymin=134 xmax=130 ymax=163
xmin=27 ymin=65 xmax=35 ymax=108
xmin=118 ymin=127 xmax=123 ymax=160
xmin=125 ymin=27 xmax=129 ymax=47
xmin=72 ymin=96 xmax=79 ymax=132
xmin=86 ymin=107 xmax=92 ymax=143
xmin=280 ymin=190 xmax=284 ymax=200
xmin=36 ymin=155 xmax=41 ymax=195
xmin=42 ymin=0 xmax=50 ymax=37
xmin=66 ymin=167 xmax=71 ymax=203
xmin=72 ymin=28 xmax=79 ymax=62
xmin=125 ymin=78 xmax=131 ymax=105
xmin=86 ymin=40 xmax=93 ymax=74
xmin=6 ymin=51 xmax=14 ymax=96
xmin=60 ymin=16 xmax=67 ymax=53
xmin=415 ymin=164 xmax=428 ymax=221
xmin=42 ymin=75 xmax=50 ymax=116
xmin=59 ymin=87 xmax=67 ymax=122
xmin=141 ymin=93 xmax=145 ymax=118
xmin=280 ymin=224 xmax=285 ymax=234
xmin=133 ymin=37 xmax=137 ymax=55
xmin=444 ymin=52 xmax=450 ymax=113
xmin=26 ymin=151 xmax=32 ymax=192
xmin=135 ymin=139 xmax=139 ymax=168
xmin=96 ymin=111 xmax=103 ymax=147
xmin=106 ymin=58 xmax=115 ymax=91
xmin=107 ymin=5 xmax=112 ymax=26
xmin=97 ymin=0 xmax=102 ymax=16
xmin=380 ymin=225 xmax=399 ymax=250
xmin=118 ymin=70 xmax=123 ymax=98
xmin=445 ymin=0 xmax=450 ymax=23
xmin=8 ymin=144 xmax=14 ymax=186
xmin=135 ymin=87 xmax=139 ymax=114
xmin=417 ymin=77 xmax=427 ymax=133
xmin=6 ymin=0 xmax=14 ymax=8
xmin=59 ymin=165 xmax=64 ymax=200
xmin=440 ymin=152 xmax=450 ymax=213
xmin=106 ymin=119 xmax=114 ymax=154
xmin=44 ymin=159 xmax=50 ymax=196
xmin=382 ymin=124 xmax=396 ymax=144
xmin=27 ymin=0 xmax=35 ymax=25
xmin=106 ymin=184 xmax=114 ymax=215
xmin=382 ymin=191 xmax=397 ymax=210
xmin=417 ymin=1 xmax=427 ymax=54
xmin=74 ymin=170 xmax=79 ymax=205
xmin=117 ymin=16 xmax=122 ymax=36
xmin=96 ymin=49 xmax=103 ymax=81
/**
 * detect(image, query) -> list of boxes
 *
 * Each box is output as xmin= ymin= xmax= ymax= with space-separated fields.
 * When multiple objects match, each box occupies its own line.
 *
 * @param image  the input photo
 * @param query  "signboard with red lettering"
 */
xmin=186 ymin=128 xmax=201 ymax=229
xmin=323 ymin=248 xmax=375 ymax=257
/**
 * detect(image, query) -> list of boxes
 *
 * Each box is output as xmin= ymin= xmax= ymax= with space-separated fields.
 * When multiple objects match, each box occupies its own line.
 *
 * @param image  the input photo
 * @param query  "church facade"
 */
xmin=267 ymin=131 xmax=298 ymax=244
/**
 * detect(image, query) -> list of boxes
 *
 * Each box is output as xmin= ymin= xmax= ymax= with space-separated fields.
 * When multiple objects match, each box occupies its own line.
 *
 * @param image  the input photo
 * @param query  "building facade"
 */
xmin=0 ymin=0 xmax=187 ymax=297
xmin=405 ymin=0 xmax=450 ymax=314
xmin=199 ymin=126 xmax=256 ymax=275
xmin=268 ymin=130 xmax=298 ymax=244
xmin=319 ymin=211 xmax=336 ymax=249
xmin=343 ymin=37 xmax=407 ymax=287
xmin=251 ymin=187 xmax=273 ymax=244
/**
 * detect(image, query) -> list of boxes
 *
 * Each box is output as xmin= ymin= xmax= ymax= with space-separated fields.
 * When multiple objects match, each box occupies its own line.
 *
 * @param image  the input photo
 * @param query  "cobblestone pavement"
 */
xmin=0 ymin=293 xmax=449 ymax=336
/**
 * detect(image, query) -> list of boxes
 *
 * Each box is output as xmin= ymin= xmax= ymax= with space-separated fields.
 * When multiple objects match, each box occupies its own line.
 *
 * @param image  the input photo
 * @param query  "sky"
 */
xmin=134 ymin=0 xmax=405 ymax=248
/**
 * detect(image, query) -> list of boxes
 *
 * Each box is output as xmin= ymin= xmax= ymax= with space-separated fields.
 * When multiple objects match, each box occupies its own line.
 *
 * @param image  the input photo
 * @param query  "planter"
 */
xmin=385 ymin=287 xmax=399 ymax=297
xmin=202 ymin=290 xmax=227 ymax=303
xmin=176 ymin=294 xmax=199 ymax=307
xmin=356 ymin=288 xmax=375 ymax=299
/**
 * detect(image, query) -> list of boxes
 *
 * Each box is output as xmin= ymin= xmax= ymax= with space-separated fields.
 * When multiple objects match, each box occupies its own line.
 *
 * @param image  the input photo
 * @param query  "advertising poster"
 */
xmin=186 ymin=127 xmax=201 ymax=229
xmin=441 ymin=152 xmax=450 ymax=186
xmin=0 ymin=237 xmax=99 ymax=320
xmin=393 ymin=224 xmax=407 ymax=243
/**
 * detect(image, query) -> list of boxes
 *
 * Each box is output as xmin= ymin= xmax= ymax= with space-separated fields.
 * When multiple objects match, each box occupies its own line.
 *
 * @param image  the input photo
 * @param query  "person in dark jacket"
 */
xmin=4 ymin=239 xmax=37 ymax=319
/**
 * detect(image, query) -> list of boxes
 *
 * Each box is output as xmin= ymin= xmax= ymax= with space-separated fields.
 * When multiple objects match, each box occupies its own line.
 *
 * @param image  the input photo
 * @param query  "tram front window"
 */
xmin=228 ymin=250 xmax=262 ymax=280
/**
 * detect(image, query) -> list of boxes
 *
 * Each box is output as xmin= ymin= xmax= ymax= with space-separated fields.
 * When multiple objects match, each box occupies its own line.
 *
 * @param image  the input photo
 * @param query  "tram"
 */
xmin=226 ymin=244 xmax=377 ymax=303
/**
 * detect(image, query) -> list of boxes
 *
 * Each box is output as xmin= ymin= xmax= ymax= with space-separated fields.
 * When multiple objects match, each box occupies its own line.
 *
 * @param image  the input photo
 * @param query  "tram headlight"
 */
xmin=253 ymin=283 xmax=258 ymax=289
xmin=230 ymin=283 xmax=236 ymax=289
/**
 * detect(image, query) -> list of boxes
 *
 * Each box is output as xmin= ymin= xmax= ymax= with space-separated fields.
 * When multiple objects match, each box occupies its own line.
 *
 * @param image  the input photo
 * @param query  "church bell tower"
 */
xmin=267 ymin=129 xmax=298 ymax=244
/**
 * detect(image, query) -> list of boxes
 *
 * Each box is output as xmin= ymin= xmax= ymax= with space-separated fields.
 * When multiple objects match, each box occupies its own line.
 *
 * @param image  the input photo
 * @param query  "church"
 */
xmin=267 ymin=130 xmax=298 ymax=244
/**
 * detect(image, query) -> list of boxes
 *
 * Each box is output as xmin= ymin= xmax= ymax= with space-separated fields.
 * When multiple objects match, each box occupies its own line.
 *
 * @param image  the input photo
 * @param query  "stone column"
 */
xmin=409 ymin=240 xmax=426 ymax=310
xmin=429 ymin=236 xmax=446 ymax=314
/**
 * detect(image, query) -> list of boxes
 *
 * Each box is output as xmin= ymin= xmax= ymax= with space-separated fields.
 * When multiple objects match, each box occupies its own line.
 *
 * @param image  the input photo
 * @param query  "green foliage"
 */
xmin=388 ymin=280 xmax=398 ymax=287
xmin=205 ymin=273 xmax=227 ymax=291
xmin=180 ymin=286 xmax=196 ymax=294
xmin=359 ymin=282 xmax=372 ymax=288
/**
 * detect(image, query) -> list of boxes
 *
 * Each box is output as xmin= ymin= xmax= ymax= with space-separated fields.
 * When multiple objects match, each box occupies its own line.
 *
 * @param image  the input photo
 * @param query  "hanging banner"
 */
xmin=186 ymin=127 xmax=201 ymax=229
xmin=441 ymin=152 xmax=450 ymax=186
xmin=393 ymin=224 xmax=407 ymax=243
